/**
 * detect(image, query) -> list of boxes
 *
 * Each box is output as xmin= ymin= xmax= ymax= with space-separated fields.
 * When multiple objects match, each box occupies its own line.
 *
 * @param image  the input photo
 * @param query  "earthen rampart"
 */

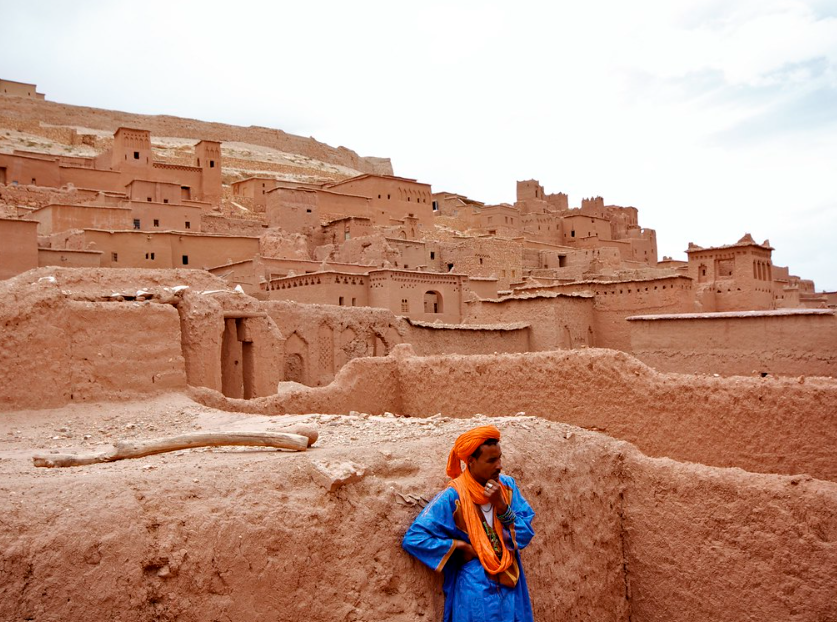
xmin=628 ymin=308 xmax=837 ymax=377
xmin=0 ymin=276 xmax=187 ymax=409
xmin=402 ymin=318 xmax=530 ymax=356
xmin=2 ymin=418 xmax=835 ymax=621
xmin=191 ymin=346 xmax=837 ymax=482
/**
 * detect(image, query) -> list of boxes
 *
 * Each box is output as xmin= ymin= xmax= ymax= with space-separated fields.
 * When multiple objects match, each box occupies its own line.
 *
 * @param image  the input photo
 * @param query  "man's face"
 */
xmin=467 ymin=442 xmax=502 ymax=485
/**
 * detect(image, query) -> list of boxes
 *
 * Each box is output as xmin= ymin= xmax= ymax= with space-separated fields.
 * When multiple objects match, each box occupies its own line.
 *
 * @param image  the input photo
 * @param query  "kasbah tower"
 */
xmin=1 ymin=79 xmax=836 ymax=622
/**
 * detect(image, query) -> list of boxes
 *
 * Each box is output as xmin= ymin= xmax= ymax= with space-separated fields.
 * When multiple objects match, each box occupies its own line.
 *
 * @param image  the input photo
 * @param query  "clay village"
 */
xmin=1 ymin=79 xmax=836 ymax=621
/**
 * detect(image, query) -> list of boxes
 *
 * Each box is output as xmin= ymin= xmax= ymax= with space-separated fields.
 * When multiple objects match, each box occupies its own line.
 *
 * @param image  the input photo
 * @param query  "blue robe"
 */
xmin=402 ymin=474 xmax=535 ymax=622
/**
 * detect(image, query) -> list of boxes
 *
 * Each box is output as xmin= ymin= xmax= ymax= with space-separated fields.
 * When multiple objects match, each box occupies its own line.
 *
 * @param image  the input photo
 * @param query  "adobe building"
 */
xmin=0 ymin=127 xmax=222 ymax=206
xmin=265 ymin=268 xmax=466 ymax=324
xmin=324 ymin=174 xmax=434 ymax=226
xmin=45 ymin=229 xmax=261 ymax=270
xmin=231 ymin=177 xmax=281 ymax=212
xmin=687 ymin=234 xmax=775 ymax=312
xmin=265 ymin=185 xmax=372 ymax=234
xmin=0 ymin=79 xmax=45 ymax=99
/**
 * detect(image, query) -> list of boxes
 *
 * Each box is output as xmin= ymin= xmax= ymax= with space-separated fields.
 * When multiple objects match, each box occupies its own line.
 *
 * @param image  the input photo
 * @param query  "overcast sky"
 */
xmin=2 ymin=0 xmax=835 ymax=289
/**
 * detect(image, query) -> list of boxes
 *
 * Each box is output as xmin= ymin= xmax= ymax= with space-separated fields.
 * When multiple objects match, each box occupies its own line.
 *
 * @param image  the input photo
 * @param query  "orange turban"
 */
xmin=446 ymin=425 xmax=501 ymax=479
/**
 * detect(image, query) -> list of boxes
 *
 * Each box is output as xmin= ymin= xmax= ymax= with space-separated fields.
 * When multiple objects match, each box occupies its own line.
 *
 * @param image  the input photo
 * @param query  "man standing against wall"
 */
xmin=402 ymin=425 xmax=536 ymax=621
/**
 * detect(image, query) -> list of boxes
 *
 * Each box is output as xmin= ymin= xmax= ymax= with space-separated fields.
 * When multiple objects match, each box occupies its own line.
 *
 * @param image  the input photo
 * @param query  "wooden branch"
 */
xmin=32 ymin=430 xmax=312 ymax=468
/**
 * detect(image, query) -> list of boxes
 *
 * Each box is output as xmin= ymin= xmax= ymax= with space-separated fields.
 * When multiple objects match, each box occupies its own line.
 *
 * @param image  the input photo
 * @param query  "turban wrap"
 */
xmin=446 ymin=425 xmax=501 ymax=479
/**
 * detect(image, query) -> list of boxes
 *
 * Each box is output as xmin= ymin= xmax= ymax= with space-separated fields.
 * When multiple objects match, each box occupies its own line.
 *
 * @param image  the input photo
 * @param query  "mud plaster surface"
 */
xmin=1 ymin=393 xmax=836 ymax=622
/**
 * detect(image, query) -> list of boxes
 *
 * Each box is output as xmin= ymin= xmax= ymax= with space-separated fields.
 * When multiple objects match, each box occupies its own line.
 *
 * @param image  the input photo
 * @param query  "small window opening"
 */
xmin=163 ymin=199 xmax=168 ymax=204
xmin=112 ymin=252 xmax=118 ymax=262
xmin=133 ymin=219 xmax=140 ymax=230
xmin=306 ymin=209 xmax=312 ymax=213
xmin=339 ymin=296 xmax=345 ymax=306
xmin=351 ymin=298 xmax=357 ymax=306
xmin=430 ymin=251 xmax=435 ymax=259
xmin=182 ymin=255 xmax=189 ymax=265
xmin=185 ymin=221 xmax=191 ymax=229
xmin=153 ymin=219 xmax=159 ymax=227
xmin=134 ymin=151 xmax=140 ymax=160
xmin=147 ymin=197 xmax=152 ymax=202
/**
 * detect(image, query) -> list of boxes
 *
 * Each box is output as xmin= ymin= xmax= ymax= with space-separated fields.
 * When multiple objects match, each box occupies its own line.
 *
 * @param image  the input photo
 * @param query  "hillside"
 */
xmin=0 ymin=92 xmax=393 ymax=183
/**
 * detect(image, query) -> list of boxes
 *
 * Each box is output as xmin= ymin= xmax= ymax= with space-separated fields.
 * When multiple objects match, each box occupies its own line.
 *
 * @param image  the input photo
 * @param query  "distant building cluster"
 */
xmin=0 ymin=80 xmax=833 ymax=393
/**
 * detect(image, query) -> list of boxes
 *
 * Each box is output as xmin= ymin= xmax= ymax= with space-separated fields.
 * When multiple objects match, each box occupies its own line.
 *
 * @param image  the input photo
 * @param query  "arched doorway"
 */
xmin=424 ymin=291 xmax=443 ymax=314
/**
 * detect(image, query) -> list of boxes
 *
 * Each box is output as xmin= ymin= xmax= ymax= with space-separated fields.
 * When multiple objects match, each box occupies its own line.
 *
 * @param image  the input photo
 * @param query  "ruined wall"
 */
xmin=0 ymin=423 xmax=633 ymax=622
xmin=0 ymin=280 xmax=186 ymax=409
xmin=0 ymin=218 xmax=38 ymax=279
xmin=628 ymin=309 xmax=837 ymax=377
xmin=177 ymin=289 xmax=283 ymax=400
xmin=39 ymin=248 xmax=102 ymax=268
xmin=205 ymin=348 xmax=837 ymax=482
xmin=623 ymin=456 xmax=837 ymax=622
xmin=0 ymin=268 xmax=291 ymax=409
xmin=464 ymin=294 xmax=595 ymax=350
xmin=395 ymin=350 xmax=837 ymax=481
xmin=264 ymin=300 xmax=404 ymax=387
xmin=64 ymin=302 xmax=187 ymax=402
xmin=2 ymin=418 xmax=835 ymax=622
xmin=401 ymin=321 xmax=530 ymax=356
xmin=0 ymin=183 xmax=101 ymax=214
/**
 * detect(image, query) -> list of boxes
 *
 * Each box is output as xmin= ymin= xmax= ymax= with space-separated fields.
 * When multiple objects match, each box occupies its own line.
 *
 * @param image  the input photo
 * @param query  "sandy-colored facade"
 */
xmin=0 ymin=217 xmax=38 ymax=278
xmin=265 ymin=268 xmax=466 ymax=324
xmin=324 ymin=174 xmax=434 ymax=226
xmin=231 ymin=177 xmax=280 ymax=212
xmin=687 ymin=234 xmax=775 ymax=312
xmin=0 ymin=79 xmax=45 ymax=99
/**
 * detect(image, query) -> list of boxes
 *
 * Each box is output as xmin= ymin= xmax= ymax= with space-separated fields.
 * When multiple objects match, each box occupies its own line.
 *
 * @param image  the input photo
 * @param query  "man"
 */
xmin=402 ymin=425 xmax=536 ymax=622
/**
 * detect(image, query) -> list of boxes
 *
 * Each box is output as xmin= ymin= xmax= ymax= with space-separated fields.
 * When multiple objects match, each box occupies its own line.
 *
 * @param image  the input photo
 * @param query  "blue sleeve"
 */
xmin=500 ymin=475 xmax=535 ymax=550
xmin=402 ymin=487 xmax=463 ymax=572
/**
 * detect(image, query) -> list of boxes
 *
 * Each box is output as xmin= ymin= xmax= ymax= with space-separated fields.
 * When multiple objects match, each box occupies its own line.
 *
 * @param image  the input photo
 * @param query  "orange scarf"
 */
xmin=446 ymin=426 xmax=515 ymax=580
xmin=450 ymin=469 xmax=514 ymax=577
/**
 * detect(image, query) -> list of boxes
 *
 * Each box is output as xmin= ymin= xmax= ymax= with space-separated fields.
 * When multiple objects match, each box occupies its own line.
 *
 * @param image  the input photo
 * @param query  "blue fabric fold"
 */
xmin=403 ymin=474 xmax=535 ymax=622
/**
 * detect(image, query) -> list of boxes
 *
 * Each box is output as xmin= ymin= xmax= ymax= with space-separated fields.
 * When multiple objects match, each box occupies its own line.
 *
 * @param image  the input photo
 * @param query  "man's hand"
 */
xmin=484 ymin=479 xmax=509 ymax=514
xmin=455 ymin=539 xmax=477 ymax=562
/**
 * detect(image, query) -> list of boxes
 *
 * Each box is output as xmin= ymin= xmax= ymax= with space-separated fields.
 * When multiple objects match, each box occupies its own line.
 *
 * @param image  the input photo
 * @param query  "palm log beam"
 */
xmin=32 ymin=430 xmax=316 ymax=468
